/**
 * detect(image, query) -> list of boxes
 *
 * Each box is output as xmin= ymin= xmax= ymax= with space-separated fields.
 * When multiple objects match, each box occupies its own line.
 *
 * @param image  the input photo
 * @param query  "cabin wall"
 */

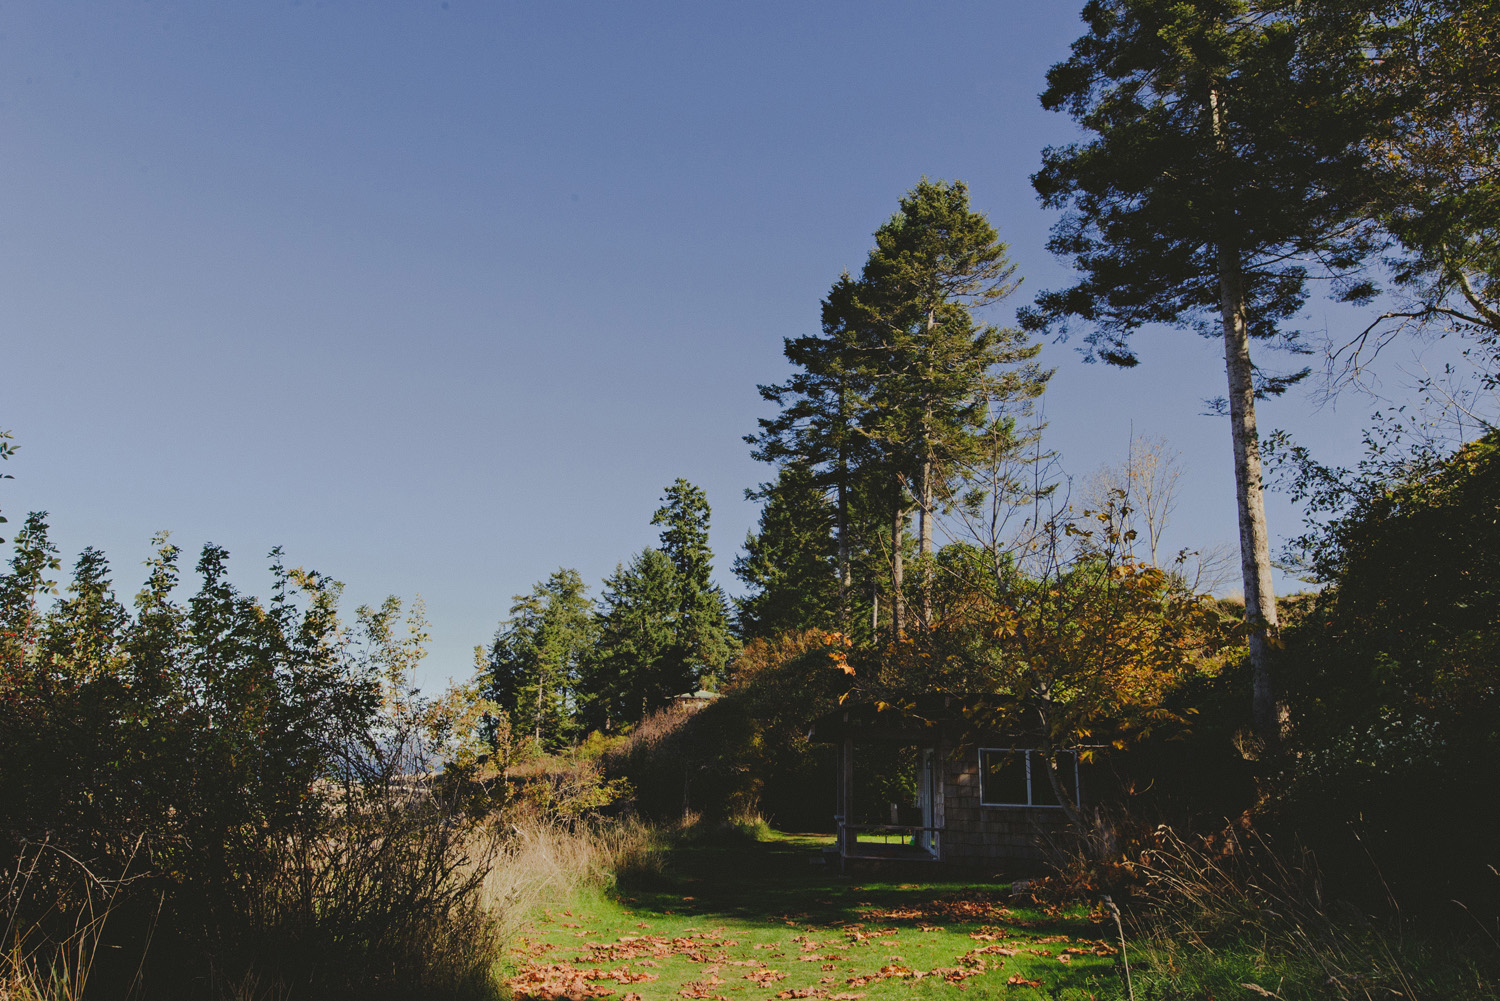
xmin=938 ymin=744 xmax=1075 ymax=869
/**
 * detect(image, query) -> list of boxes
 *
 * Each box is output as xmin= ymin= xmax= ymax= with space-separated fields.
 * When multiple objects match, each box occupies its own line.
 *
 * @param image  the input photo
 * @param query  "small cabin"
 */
xmin=808 ymin=698 xmax=1096 ymax=871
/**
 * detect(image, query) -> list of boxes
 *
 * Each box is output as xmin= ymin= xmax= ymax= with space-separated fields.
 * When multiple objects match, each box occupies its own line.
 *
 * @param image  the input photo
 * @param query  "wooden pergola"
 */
xmin=808 ymin=699 xmax=954 ymax=865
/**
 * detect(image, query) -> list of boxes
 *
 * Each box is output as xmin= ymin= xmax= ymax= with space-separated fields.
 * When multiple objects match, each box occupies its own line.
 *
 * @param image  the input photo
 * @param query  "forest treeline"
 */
xmin=472 ymin=0 xmax=1500 ymax=911
xmin=1 ymin=2 xmax=1497 ymax=998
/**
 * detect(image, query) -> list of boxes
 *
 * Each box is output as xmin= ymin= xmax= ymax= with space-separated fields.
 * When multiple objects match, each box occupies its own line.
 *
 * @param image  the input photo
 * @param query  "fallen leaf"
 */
xmin=742 ymin=968 xmax=787 ymax=984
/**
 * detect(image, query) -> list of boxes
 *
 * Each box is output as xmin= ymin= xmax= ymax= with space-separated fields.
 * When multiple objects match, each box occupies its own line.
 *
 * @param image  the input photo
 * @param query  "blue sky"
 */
xmin=1 ymin=1 xmax=1449 ymax=691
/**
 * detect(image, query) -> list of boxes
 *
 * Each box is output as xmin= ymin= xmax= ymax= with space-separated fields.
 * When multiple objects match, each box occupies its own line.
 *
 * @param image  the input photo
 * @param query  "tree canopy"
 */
xmin=750 ymin=179 xmax=1047 ymax=638
xmin=1025 ymin=0 xmax=1386 ymax=744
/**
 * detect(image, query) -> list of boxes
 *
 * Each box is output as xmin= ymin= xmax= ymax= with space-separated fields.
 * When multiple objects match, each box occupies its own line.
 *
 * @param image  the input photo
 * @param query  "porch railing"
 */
xmin=838 ymin=823 xmax=942 ymax=860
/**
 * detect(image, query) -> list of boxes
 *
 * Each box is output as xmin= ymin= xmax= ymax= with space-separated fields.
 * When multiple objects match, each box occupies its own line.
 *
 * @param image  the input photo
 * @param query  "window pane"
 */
xmin=1029 ymin=752 xmax=1075 ymax=807
xmin=980 ymin=750 xmax=1027 ymax=805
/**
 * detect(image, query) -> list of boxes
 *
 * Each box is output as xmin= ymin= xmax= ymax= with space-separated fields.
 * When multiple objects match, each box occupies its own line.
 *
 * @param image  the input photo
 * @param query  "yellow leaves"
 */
xmin=823 ymin=631 xmax=856 ymax=675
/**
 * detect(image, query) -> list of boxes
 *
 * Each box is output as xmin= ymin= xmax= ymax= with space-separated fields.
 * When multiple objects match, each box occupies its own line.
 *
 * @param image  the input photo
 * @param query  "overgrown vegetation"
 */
xmin=4 ymin=3 xmax=1499 ymax=998
xmin=0 ymin=512 xmax=657 ymax=1000
xmin=1269 ymin=427 xmax=1500 ymax=910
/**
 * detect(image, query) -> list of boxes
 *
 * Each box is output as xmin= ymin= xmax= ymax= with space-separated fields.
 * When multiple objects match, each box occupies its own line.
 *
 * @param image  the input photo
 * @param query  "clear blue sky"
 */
xmin=1 ymin=1 xmax=1446 ymax=691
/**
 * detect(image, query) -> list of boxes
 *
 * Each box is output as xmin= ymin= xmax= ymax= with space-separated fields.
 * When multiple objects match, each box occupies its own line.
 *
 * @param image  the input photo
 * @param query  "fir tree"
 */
xmin=734 ymin=464 xmax=839 ymax=640
xmin=650 ymin=479 xmax=734 ymax=691
xmin=481 ymin=568 xmax=593 ymax=749
xmin=585 ymin=547 xmax=680 ymax=729
xmin=1026 ymin=0 xmax=1383 ymax=746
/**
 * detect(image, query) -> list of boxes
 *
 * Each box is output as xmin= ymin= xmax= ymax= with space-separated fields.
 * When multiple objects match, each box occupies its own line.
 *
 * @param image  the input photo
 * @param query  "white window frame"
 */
xmin=977 ymin=747 xmax=1080 ymax=809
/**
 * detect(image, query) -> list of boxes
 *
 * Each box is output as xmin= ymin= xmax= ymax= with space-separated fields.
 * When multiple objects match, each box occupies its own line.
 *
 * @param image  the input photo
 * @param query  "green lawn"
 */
xmin=503 ymin=830 xmax=1124 ymax=1000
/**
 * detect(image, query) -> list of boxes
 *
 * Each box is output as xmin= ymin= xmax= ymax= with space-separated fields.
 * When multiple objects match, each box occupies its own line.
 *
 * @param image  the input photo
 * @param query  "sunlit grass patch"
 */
xmin=502 ymin=829 xmax=1123 ymax=1001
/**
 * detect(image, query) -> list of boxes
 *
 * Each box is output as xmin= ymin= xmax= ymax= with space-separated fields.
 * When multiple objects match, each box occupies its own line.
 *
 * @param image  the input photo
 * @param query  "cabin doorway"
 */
xmin=915 ymin=748 xmax=936 ymax=854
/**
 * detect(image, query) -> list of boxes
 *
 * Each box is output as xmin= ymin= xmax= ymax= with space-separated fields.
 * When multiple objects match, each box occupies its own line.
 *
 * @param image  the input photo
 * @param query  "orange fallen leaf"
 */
xmin=742 ymin=968 xmax=787 ymax=984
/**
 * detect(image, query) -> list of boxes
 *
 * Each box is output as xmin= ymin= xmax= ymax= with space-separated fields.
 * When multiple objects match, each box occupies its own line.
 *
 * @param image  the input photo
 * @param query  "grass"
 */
xmin=502 ymin=828 xmax=1125 ymax=1001
xmin=1076 ymin=824 xmax=1500 ymax=1001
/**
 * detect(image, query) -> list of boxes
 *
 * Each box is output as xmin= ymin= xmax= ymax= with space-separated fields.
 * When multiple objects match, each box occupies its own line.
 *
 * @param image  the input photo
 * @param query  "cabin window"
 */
xmin=978 ymin=748 xmax=1079 ymax=808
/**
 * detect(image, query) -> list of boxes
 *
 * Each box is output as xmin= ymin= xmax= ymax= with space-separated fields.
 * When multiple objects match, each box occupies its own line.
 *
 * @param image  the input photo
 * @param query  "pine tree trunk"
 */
xmin=1208 ymin=81 xmax=1281 ymax=752
xmin=535 ymin=680 xmax=544 ymax=743
xmin=919 ymin=454 xmax=933 ymax=628
xmin=837 ymin=375 xmax=855 ymax=634
xmin=1217 ymin=246 xmax=1281 ymax=750
xmin=836 ymin=477 xmax=851 ymax=633
xmin=890 ymin=488 xmax=905 ymax=637
xmin=919 ymin=312 xmax=937 ymax=627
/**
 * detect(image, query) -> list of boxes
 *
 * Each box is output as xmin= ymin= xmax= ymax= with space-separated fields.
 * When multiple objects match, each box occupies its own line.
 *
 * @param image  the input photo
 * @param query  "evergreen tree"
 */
xmin=1025 ymin=0 xmax=1383 ymax=746
xmin=750 ymin=275 xmax=886 ymax=631
xmin=1330 ymin=1 xmax=1500 ymax=357
xmin=753 ymin=181 xmax=1047 ymax=637
xmin=585 ymin=547 xmax=680 ymax=729
xmin=733 ymin=464 xmax=840 ymax=640
xmin=650 ymin=479 xmax=734 ymax=689
xmin=481 ymin=568 xmax=593 ymax=749
xmin=855 ymin=179 xmax=1048 ymax=629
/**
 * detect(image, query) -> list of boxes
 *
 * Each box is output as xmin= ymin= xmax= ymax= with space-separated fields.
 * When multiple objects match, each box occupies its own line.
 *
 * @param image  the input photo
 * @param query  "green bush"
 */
xmin=0 ymin=516 xmax=501 ymax=999
xmin=604 ymin=629 xmax=844 ymax=830
xmin=1276 ymin=430 xmax=1500 ymax=911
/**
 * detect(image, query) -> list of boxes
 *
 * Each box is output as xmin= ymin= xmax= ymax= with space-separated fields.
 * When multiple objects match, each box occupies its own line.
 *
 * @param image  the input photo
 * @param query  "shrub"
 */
xmin=0 ymin=518 xmax=502 ymax=998
xmin=1276 ymin=430 xmax=1500 ymax=911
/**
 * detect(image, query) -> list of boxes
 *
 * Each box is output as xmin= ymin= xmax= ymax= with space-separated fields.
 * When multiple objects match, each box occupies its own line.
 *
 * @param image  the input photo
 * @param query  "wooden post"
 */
xmin=840 ymin=736 xmax=855 ymax=857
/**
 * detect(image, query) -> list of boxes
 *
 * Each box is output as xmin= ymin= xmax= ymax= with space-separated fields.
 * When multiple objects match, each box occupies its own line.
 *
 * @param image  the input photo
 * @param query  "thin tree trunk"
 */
xmin=890 ymin=488 xmax=906 ymax=637
xmin=918 ymin=310 xmax=937 ymax=627
xmin=836 ymin=477 xmax=851 ymax=632
xmin=919 ymin=453 xmax=933 ymax=627
xmin=1217 ymin=248 xmax=1281 ymax=750
xmin=535 ymin=680 xmax=544 ymax=743
xmin=836 ymin=376 xmax=853 ymax=633
xmin=1210 ymin=82 xmax=1280 ymax=752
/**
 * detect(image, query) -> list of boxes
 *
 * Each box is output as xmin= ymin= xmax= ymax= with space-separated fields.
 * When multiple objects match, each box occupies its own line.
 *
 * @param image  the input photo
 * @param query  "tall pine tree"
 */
xmin=753 ymin=181 xmax=1046 ymax=637
xmin=582 ymin=480 xmax=735 ymax=729
xmin=855 ymin=179 xmax=1047 ymax=628
xmin=749 ymin=275 xmax=884 ymax=631
xmin=585 ymin=548 xmax=680 ymax=729
xmin=1026 ymin=0 xmax=1383 ymax=746
xmin=650 ymin=479 xmax=734 ymax=689
xmin=733 ymin=464 xmax=840 ymax=640
xmin=481 ymin=568 xmax=594 ymax=749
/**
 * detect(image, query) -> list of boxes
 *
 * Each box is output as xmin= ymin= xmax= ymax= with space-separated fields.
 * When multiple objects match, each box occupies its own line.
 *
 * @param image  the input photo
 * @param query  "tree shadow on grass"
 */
xmin=613 ymin=831 xmax=1122 ymax=996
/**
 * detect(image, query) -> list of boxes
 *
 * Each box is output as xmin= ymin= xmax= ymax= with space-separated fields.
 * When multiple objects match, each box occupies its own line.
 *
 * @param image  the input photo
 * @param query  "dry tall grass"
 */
xmin=1 ymin=840 xmax=149 ymax=1001
xmin=0 ymin=812 xmax=661 ymax=1001
xmin=479 ymin=814 xmax=661 ymax=943
xmin=1112 ymin=826 xmax=1499 ymax=1000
